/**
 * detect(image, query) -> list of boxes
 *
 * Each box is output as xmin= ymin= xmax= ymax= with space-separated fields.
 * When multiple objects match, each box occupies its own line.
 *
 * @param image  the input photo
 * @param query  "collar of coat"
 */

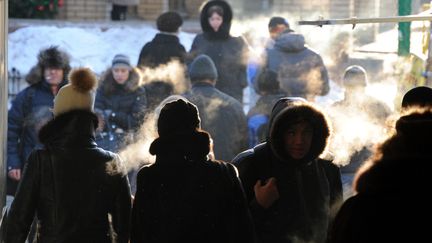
xmin=39 ymin=109 xmax=98 ymax=148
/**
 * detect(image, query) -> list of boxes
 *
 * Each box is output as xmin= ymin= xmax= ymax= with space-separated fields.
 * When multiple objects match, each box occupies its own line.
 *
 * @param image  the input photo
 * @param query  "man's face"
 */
xmin=44 ymin=67 xmax=64 ymax=86
xmin=284 ymin=121 xmax=313 ymax=160
xmin=269 ymin=24 xmax=289 ymax=40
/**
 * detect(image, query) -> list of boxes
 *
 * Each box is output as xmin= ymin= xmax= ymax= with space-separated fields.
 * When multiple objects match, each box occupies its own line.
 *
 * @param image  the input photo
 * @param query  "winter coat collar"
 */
xmin=267 ymin=98 xmax=331 ymax=165
xmin=191 ymin=82 xmax=215 ymax=89
xmin=274 ymin=32 xmax=306 ymax=52
xmin=153 ymin=33 xmax=180 ymax=43
xmin=99 ymin=67 xmax=141 ymax=95
xmin=39 ymin=109 xmax=98 ymax=148
xmin=200 ymin=0 xmax=233 ymax=40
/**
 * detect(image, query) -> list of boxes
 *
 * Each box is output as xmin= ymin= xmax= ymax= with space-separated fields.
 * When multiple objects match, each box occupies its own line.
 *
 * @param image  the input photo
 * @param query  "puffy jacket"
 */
xmin=233 ymin=98 xmax=342 ymax=243
xmin=267 ymin=33 xmax=329 ymax=100
xmin=6 ymin=110 xmax=132 ymax=243
xmin=7 ymin=70 xmax=68 ymax=196
xmin=183 ymin=82 xmax=248 ymax=162
xmin=189 ymin=0 xmax=248 ymax=102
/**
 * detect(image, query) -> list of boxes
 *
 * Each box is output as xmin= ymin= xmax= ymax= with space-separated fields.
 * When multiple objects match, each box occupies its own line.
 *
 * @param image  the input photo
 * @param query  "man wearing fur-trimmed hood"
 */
xmin=233 ymin=97 xmax=342 ymax=243
xmin=7 ymin=46 xmax=71 ymax=199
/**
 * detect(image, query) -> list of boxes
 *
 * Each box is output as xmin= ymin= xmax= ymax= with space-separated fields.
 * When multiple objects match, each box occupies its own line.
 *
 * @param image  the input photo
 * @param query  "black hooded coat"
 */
xmin=189 ymin=0 xmax=248 ymax=102
xmin=233 ymin=98 xmax=342 ymax=243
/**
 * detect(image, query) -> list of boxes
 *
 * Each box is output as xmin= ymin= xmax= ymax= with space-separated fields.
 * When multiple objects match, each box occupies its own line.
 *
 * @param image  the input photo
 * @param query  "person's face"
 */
xmin=44 ymin=67 xmax=64 ymax=86
xmin=209 ymin=12 xmax=223 ymax=32
xmin=284 ymin=121 xmax=313 ymax=160
xmin=112 ymin=67 xmax=130 ymax=85
xmin=269 ymin=24 xmax=288 ymax=40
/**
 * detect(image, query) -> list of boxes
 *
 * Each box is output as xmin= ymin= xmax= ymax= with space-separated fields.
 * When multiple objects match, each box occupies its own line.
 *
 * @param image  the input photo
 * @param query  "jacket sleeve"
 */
xmin=94 ymin=88 xmax=107 ymax=114
xmin=316 ymin=54 xmax=330 ymax=96
xmin=137 ymin=43 xmax=151 ymax=67
xmin=7 ymin=90 xmax=29 ymax=171
xmin=131 ymin=169 xmax=147 ymax=243
xmin=112 ymin=174 xmax=132 ymax=243
xmin=224 ymin=163 xmax=257 ymax=243
xmin=237 ymin=36 xmax=250 ymax=88
xmin=5 ymin=150 xmax=41 ymax=243
xmin=327 ymin=196 xmax=359 ymax=243
xmin=110 ymin=88 xmax=148 ymax=131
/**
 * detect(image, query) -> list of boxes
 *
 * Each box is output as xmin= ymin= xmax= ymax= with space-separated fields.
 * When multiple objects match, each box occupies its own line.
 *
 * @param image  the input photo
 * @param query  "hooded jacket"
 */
xmin=7 ymin=46 xmax=70 ymax=196
xmin=6 ymin=109 xmax=132 ymax=243
xmin=328 ymin=110 xmax=432 ymax=243
xmin=233 ymin=98 xmax=342 ymax=243
xmin=189 ymin=0 xmax=248 ymax=102
xmin=267 ymin=33 xmax=329 ymax=100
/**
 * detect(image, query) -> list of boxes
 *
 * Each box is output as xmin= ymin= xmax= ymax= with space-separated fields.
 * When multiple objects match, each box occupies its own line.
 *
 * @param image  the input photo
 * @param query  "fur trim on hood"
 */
xmin=268 ymin=97 xmax=331 ymax=164
xmin=26 ymin=46 xmax=71 ymax=85
xmin=99 ymin=67 xmax=141 ymax=95
xmin=354 ymin=109 xmax=432 ymax=194
xmin=200 ymin=0 xmax=233 ymax=40
xmin=39 ymin=109 xmax=98 ymax=146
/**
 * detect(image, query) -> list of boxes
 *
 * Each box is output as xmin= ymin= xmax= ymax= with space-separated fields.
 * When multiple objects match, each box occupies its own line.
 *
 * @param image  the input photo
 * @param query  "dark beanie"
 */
xmin=157 ymin=99 xmax=201 ymax=137
xmin=189 ymin=54 xmax=218 ymax=82
xmin=401 ymin=86 xmax=432 ymax=108
xmin=157 ymin=11 xmax=183 ymax=33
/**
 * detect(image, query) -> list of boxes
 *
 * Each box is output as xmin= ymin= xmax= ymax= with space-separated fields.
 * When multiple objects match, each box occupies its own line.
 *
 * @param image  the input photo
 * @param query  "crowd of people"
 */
xmin=4 ymin=0 xmax=430 ymax=242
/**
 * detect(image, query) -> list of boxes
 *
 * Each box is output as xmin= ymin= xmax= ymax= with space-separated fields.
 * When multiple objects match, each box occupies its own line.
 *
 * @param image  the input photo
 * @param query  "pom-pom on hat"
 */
xmin=52 ymin=67 xmax=98 ymax=117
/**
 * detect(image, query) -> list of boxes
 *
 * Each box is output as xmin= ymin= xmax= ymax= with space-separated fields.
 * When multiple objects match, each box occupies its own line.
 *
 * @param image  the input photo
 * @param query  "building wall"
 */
xmin=58 ymin=0 xmax=109 ymax=20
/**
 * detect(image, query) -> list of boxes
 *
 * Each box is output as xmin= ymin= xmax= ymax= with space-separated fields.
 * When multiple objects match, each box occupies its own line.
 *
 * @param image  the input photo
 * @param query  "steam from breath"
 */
xmin=326 ymin=78 xmax=398 ymax=166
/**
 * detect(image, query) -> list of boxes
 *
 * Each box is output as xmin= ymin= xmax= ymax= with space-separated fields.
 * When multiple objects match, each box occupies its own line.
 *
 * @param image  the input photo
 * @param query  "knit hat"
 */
xmin=343 ymin=65 xmax=368 ymax=88
xmin=401 ymin=86 xmax=432 ymax=108
xmin=52 ymin=67 xmax=98 ymax=117
xmin=157 ymin=99 xmax=201 ymax=137
xmin=189 ymin=54 xmax=218 ymax=82
xmin=157 ymin=11 xmax=183 ymax=33
xmin=112 ymin=54 xmax=131 ymax=69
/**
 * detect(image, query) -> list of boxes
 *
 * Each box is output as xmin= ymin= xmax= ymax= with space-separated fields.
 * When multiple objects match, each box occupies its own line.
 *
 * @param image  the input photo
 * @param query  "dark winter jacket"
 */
xmin=6 ymin=110 xmax=132 ymax=243
xmin=7 ymin=67 xmax=68 ymax=196
xmin=137 ymin=33 xmax=187 ymax=68
xmin=233 ymin=98 xmax=342 ymax=243
xmin=328 ymin=110 xmax=432 ymax=243
xmin=131 ymin=130 xmax=255 ymax=243
xmin=189 ymin=0 xmax=248 ymax=102
xmin=183 ymin=82 xmax=248 ymax=162
xmin=267 ymin=33 xmax=329 ymax=100
xmin=95 ymin=68 xmax=147 ymax=150
xmin=247 ymin=93 xmax=286 ymax=147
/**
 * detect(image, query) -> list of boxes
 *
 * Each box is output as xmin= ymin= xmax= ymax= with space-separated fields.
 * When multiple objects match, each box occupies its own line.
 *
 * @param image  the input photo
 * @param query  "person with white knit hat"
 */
xmin=6 ymin=67 xmax=132 ymax=243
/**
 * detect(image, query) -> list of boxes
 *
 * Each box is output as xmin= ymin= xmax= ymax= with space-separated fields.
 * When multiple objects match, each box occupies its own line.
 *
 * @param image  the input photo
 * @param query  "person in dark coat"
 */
xmin=183 ymin=54 xmax=248 ymax=162
xmin=331 ymin=65 xmax=391 ymax=198
xmin=189 ymin=0 xmax=248 ymax=102
xmin=95 ymin=54 xmax=147 ymax=152
xmin=6 ymin=68 xmax=132 ymax=243
xmin=143 ymin=80 xmax=174 ymax=111
xmin=247 ymin=69 xmax=286 ymax=147
xmin=7 ymin=46 xmax=71 ymax=198
xmin=266 ymin=31 xmax=329 ymax=101
xmin=233 ymin=97 xmax=343 ymax=243
xmin=327 ymin=108 xmax=431 ymax=243
xmin=401 ymin=85 xmax=432 ymax=109
xmin=137 ymin=11 xmax=186 ymax=69
xmin=131 ymin=99 xmax=255 ymax=243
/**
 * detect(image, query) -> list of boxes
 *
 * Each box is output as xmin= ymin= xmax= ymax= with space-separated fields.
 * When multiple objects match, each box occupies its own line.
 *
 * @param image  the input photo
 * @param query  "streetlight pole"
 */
xmin=0 ymin=0 xmax=8 ymax=238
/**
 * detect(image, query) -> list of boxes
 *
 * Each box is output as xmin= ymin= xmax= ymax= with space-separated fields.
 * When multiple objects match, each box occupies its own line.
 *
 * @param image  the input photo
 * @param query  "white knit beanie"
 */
xmin=52 ymin=67 xmax=98 ymax=117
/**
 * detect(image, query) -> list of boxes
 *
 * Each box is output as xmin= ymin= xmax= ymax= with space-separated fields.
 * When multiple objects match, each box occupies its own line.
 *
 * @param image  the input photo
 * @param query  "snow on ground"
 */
xmin=8 ymin=25 xmax=196 ymax=75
